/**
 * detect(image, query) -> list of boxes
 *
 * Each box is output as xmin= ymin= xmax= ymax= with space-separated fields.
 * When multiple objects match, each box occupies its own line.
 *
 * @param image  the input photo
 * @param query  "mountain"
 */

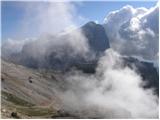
xmin=42 ymin=21 xmax=110 ymax=70
xmin=1 ymin=56 xmax=158 ymax=118
xmin=2 ymin=21 xmax=110 ymax=70
xmin=81 ymin=21 xmax=110 ymax=53
xmin=123 ymin=57 xmax=159 ymax=95
xmin=76 ymin=56 xmax=159 ymax=95
xmin=1 ymin=60 xmax=77 ymax=118
xmin=1 ymin=20 xmax=158 ymax=117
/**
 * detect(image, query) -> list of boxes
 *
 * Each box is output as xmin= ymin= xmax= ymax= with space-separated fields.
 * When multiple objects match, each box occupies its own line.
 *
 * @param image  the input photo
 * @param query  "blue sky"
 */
xmin=2 ymin=1 xmax=158 ymax=40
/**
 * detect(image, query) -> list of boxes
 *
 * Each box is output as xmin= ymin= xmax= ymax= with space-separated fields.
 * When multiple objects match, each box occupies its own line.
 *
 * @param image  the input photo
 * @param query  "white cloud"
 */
xmin=19 ymin=2 xmax=89 ymax=36
xmin=2 ymin=2 xmax=90 ymax=60
xmin=57 ymin=49 xmax=158 ymax=118
xmin=1 ymin=3 xmax=158 ymax=118
xmin=1 ymin=38 xmax=33 ymax=57
xmin=94 ymin=20 xmax=99 ymax=24
xmin=103 ymin=5 xmax=158 ymax=62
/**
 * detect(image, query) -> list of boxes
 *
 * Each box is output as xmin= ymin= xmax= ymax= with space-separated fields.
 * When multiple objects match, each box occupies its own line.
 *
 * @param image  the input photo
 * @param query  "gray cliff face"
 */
xmin=81 ymin=21 xmax=110 ymax=53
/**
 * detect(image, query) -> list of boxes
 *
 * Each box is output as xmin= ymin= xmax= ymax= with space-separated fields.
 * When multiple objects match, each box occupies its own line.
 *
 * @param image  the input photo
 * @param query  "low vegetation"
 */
xmin=1 ymin=91 xmax=58 ymax=118
xmin=2 ymin=91 xmax=34 ymax=107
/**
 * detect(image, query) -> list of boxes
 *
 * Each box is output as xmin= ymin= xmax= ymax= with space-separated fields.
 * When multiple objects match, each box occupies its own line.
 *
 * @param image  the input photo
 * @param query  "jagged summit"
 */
xmin=82 ymin=21 xmax=110 ymax=52
xmin=83 ymin=21 xmax=97 ymax=26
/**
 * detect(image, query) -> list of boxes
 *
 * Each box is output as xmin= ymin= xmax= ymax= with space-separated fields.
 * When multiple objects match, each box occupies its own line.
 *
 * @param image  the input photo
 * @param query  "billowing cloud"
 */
xmin=2 ymin=2 xmax=90 ymax=61
xmin=1 ymin=38 xmax=33 ymax=58
xmin=103 ymin=5 xmax=159 ymax=62
xmin=21 ymin=2 xmax=83 ymax=36
xmin=57 ymin=49 xmax=158 ymax=118
xmin=1 ymin=2 xmax=158 ymax=118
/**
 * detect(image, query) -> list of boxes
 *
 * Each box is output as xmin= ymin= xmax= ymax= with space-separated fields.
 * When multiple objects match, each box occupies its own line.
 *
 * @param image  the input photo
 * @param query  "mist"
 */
xmin=55 ymin=49 xmax=158 ymax=118
xmin=2 ymin=2 xmax=90 ymax=61
xmin=1 ymin=2 xmax=159 ymax=119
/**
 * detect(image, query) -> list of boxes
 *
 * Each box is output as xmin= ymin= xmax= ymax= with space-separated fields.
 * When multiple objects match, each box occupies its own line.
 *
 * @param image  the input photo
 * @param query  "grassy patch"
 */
xmin=1 ymin=91 xmax=57 ymax=118
xmin=2 ymin=91 xmax=34 ymax=107
xmin=17 ymin=106 xmax=56 ymax=117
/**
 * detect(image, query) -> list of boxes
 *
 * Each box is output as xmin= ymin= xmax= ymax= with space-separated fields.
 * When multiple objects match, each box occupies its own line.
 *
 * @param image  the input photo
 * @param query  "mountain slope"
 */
xmin=1 ymin=60 xmax=66 ymax=118
xmin=1 ymin=55 xmax=159 ymax=118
